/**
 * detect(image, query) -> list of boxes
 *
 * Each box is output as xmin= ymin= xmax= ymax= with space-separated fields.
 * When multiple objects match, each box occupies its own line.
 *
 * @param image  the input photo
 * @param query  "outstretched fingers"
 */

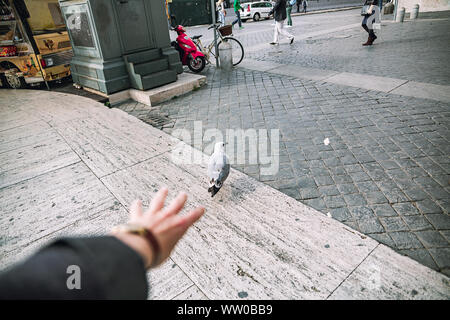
xmin=148 ymin=187 xmax=168 ymax=214
xmin=161 ymin=192 xmax=188 ymax=218
xmin=172 ymin=206 xmax=205 ymax=232
xmin=130 ymin=199 xmax=143 ymax=221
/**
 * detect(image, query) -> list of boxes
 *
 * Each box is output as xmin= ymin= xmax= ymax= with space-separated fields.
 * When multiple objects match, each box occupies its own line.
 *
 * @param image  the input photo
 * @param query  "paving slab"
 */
xmin=239 ymin=59 xmax=283 ymax=72
xmin=0 ymin=161 xmax=117 ymax=255
xmin=390 ymin=81 xmax=450 ymax=103
xmin=268 ymin=64 xmax=340 ymax=81
xmin=324 ymin=72 xmax=409 ymax=93
xmin=52 ymin=107 xmax=172 ymax=178
xmin=0 ymin=130 xmax=80 ymax=189
xmin=328 ymin=244 xmax=450 ymax=299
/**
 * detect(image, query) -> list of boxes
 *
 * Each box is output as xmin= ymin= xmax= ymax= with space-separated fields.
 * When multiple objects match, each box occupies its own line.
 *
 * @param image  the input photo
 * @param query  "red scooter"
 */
xmin=171 ymin=25 xmax=206 ymax=73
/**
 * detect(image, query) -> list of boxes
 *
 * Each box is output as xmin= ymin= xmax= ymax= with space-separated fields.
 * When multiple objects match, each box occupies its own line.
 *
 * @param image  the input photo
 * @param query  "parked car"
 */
xmin=241 ymin=1 xmax=273 ymax=22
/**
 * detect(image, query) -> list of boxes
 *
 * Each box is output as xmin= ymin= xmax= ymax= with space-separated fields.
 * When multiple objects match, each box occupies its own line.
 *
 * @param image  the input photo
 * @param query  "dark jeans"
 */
xmin=296 ymin=3 xmax=301 ymax=12
xmin=362 ymin=14 xmax=376 ymax=38
xmin=232 ymin=10 xmax=242 ymax=27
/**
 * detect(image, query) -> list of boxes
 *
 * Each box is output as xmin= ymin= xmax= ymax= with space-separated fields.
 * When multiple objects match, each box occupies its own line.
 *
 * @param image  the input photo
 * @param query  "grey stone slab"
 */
xmin=325 ymin=72 xmax=408 ymax=93
xmin=403 ymin=215 xmax=434 ymax=231
xmin=428 ymin=248 xmax=450 ymax=272
xmin=389 ymin=232 xmax=424 ymax=250
xmin=392 ymin=202 xmax=421 ymax=216
xmin=324 ymin=195 xmax=346 ymax=208
xmin=329 ymin=207 xmax=353 ymax=222
xmin=358 ymin=218 xmax=385 ymax=234
xmin=269 ymin=64 xmax=340 ymax=81
xmin=0 ymin=161 xmax=116 ymax=254
xmin=240 ymin=59 xmax=284 ymax=72
xmin=415 ymin=230 xmax=449 ymax=248
xmin=349 ymin=206 xmax=376 ymax=219
xmin=364 ymin=191 xmax=389 ymax=205
xmin=328 ymin=245 xmax=450 ymax=300
xmin=337 ymin=183 xmax=358 ymax=195
xmin=426 ymin=214 xmax=450 ymax=230
xmin=415 ymin=200 xmax=443 ymax=214
xmin=372 ymin=204 xmax=398 ymax=217
xmin=390 ymin=81 xmax=450 ymax=103
xmin=369 ymin=233 xmax=396 ymax=248
xmin=399 ymin=249 xmax=439 ymax=271
xmin=380 ymin=217 xmax=409 ymax=232
xmin=344 ymin=193 xmax=367 ymax=206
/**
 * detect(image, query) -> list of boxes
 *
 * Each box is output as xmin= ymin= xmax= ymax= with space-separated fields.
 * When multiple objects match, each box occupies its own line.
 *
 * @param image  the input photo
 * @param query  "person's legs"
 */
xmin=219 ymin=12 xmax=225 ymax=26
xmin=361 ymin=16 xmax=376 ymax=45
xmin=287 ymin=6 xmax=292 ymax=26
xmin=362 ymin=16 xmax=369 ymax=33
xmin=232 ymin=11 xmax=241 ymax=26
xmin=279 ymin=19 xmax=294 ymax=40
xmin=273 ymin=21 xmax=280 ymax=43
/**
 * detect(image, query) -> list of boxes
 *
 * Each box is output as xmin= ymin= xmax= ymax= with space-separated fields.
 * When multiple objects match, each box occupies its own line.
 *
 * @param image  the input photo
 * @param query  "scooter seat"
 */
xmin=191 ymin=35 xmax=203 ymax=40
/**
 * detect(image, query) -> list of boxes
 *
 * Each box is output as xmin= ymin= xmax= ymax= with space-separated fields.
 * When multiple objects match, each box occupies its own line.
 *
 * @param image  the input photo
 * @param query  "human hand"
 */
xmin=113 ymin=188 xmax=205 ymax=269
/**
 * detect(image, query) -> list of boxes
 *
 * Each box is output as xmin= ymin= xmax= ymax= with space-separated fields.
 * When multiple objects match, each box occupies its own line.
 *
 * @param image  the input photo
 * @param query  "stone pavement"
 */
xmin=118 ymin=10 xmax=450 ymax=276
xmin=0 ymin=89 xmax=449 ymax=299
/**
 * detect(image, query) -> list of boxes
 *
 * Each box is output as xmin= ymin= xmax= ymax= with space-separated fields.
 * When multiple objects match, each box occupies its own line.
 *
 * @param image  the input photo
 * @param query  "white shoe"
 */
xmin=286 ymin=25 xmax=293 ymax=28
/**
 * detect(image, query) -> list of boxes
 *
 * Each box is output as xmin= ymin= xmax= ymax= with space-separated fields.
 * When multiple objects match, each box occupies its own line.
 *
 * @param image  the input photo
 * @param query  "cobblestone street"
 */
xmin=116 ymin=9 xmax=450 ymax=276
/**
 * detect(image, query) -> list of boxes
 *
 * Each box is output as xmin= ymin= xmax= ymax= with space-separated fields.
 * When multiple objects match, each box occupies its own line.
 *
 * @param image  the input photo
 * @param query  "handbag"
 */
xmin=361 ymin=0 xmax=371 ymax=16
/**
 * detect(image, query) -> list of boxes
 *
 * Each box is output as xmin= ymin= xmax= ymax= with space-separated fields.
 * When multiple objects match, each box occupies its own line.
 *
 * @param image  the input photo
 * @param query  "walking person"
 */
xmin=269 ymin=0 xmax=294 ymax=45
xmin=302 ymin=0 xmax=308 ymax=13
xmin=361 ymin=0 xmax=379 ymax=46
xmin=286 ymin=0 xmax=296 ymax=27
xmin=232 ymin=0 xmax=244 ymax=29
xmin=296 ymin=0 xmax=301 ymax=13
xmin=217 ymin=0 xmax=226 ymax=27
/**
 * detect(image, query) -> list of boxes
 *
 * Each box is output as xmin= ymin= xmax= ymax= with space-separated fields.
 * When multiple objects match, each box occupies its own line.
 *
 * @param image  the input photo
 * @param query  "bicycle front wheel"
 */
xmin=218 ymin=37 xmax=244 ymax=66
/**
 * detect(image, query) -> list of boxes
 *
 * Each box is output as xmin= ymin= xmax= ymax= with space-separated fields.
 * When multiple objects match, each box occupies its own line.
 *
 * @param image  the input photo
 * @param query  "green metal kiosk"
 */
xmin=59 ymin=0 xmax=182 ymax=94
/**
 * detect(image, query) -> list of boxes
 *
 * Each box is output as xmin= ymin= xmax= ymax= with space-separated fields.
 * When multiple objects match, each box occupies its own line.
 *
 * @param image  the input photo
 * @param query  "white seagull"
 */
xmin=207 ymin=142 xmax=230 ymax=197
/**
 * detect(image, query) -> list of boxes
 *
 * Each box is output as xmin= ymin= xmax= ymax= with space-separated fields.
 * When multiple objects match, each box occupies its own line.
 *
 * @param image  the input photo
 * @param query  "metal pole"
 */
xmin=210 ymin=0 xmax=219 ymax=67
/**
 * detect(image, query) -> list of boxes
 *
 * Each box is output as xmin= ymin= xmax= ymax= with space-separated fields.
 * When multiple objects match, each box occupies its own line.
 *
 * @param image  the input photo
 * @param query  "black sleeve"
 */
xmin=0 ymin=236 xmax=148 ymax=300
xmin=371 ymin=0 xmax=379 ymax=6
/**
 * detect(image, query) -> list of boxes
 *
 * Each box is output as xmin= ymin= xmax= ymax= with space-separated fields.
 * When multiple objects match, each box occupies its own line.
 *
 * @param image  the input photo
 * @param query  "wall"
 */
xmin=397 ymin=0 xmax=450 ymax=12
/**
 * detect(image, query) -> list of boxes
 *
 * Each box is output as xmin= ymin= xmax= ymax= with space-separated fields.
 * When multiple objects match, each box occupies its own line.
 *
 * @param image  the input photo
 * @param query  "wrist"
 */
xmin=114 ymin=232 xmax=154 ymax=268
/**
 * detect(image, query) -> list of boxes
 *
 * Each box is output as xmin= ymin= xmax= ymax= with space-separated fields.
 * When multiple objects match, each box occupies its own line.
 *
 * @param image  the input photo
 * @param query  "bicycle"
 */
xmin=191 ymin=23 xmax=244 ymax=67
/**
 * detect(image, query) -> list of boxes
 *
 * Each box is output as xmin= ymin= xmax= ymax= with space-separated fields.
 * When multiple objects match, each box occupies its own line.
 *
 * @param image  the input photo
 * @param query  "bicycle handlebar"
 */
xmin=207 ymin=23 xmax=221 ymax=30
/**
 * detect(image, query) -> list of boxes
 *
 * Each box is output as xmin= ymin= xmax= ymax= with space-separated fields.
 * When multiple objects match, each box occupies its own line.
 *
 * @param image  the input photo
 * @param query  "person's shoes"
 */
xmin=286 ymin=25 xmax=292 ymax=28
xmin=270 ymin=42 xmax=278 ymax=45
xmin=362 ymin=36 xmax=373 ymax=46
xmin=239 ymin=26 xmax=244 ymax=30
xmin=290 ymin=37 xmax=294 ymax=44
